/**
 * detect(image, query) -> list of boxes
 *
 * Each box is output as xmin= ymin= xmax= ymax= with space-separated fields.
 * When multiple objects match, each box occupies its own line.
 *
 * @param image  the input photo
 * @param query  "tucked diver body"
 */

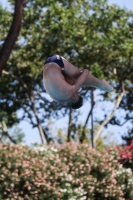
xmin=43 ymin=55 xmax=113 ymax=109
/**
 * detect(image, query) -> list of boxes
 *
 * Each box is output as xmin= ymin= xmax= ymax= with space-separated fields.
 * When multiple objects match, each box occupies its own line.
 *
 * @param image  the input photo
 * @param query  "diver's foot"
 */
xmin=99 ymin=80 xmax=113 ymax=92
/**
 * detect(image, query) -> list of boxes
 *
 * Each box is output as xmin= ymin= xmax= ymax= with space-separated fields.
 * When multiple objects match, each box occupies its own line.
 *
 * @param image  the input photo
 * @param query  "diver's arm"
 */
xmin=70 ymin=69 xmax=89 ymax=94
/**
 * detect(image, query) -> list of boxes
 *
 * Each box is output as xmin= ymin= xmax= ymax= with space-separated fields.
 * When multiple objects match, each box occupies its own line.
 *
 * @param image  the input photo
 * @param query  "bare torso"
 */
xmin=43 ymin=63 xmax=72 ymax=103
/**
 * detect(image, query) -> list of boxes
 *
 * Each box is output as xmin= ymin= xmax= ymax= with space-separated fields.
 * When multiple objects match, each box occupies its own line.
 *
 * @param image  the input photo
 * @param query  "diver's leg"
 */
xmin=62 ymin=57 xmax=113 ymax=92
xmin=62 ymin=57 xmax=82 ymax=79
xmin=81 ymin=74 xmax=113 ymax=92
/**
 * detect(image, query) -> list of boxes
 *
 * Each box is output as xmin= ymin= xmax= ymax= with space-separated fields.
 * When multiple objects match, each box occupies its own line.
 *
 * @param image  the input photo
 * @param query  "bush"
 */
xmin=0 ymin=143 xmax=133 ymax=200
xmin=116 ymin=140 xmax=133 ymax=171
xmin=108 ymin=141 xmax=133 ymax=200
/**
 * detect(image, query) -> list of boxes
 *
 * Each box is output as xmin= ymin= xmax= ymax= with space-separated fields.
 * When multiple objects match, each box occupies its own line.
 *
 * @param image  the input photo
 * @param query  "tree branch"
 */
xmin=0 ymin=0 xmax=28 ymax=74
xmin=0 ymin=121 xmax=17 ymax=144
xmin=33 ymin=89 xmax=50 ymax=103
xmin=116 ymin=117 xmax=133 ymax=126
xmin=94 ymin=86 xmax=126 ymax=143
xmin=2 ymin=70 xmax=28 ymax=91
xmin=1 ymin=94 xmax=32 ymax=109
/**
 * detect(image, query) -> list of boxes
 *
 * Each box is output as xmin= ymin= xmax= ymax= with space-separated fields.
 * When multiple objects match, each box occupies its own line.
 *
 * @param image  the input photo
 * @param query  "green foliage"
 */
xmin=0 ymin=125 xmax=25 ymax=144
xmin=1 ymin=0 xmax=133 ymax=142
xmin=0 ymin=143 xmax=132 ymax=199
xmin=10 ymin=126 xmax=25 ymax=143
xmin=90 ymin=62 xmax=104 ymax=79
xmin=0 ymin=5 xmax=12 ymax=46
xmin=122 ymin=128 xmax=133 ymax=145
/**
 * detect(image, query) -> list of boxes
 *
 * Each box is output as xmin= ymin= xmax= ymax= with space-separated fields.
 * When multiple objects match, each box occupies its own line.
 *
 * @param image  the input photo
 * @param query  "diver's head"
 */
xmin=68 ymin=93 xmax=83 ymax=109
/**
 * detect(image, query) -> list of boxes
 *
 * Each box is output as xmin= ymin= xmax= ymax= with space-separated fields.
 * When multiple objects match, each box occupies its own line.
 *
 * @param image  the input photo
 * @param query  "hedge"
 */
xmin=0 ymin=143 xmax=132 ymax=200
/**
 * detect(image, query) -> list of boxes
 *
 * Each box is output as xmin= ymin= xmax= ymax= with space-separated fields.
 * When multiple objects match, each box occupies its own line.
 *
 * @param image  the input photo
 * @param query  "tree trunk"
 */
xmin=0 ymin=121 xmax=17 ymax=144
xmin=0 ymin=0 xmax=28 ymax=74
xmin=94 ymin=87 xmax=125 ymax=143
xmin=30 ymin=95 xmax=46 ymax=144
xmin=91 ymin=89 xmax=95 ymax=148
xmin=80 ymin=89 xmax=95 ymax=143
xmin=67 ymin=108 xmax=72 ymax=142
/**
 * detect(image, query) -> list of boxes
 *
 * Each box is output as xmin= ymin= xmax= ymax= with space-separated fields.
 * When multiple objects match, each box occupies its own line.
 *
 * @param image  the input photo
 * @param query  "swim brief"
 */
xmin=44 ymin=55 xmax=65 ymax=71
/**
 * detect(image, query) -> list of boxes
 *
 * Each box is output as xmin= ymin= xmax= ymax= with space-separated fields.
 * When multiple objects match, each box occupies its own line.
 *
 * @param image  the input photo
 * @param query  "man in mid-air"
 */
xmin=43 ymin=55 xmax=113 ymax=109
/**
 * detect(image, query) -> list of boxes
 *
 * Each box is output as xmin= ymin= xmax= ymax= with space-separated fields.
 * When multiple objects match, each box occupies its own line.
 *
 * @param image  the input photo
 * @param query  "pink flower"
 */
xmin=112 ymin=179 xmax=117 ymax=185
xmin=129 ymin=140 xmax=133 ymax=149
xmin=121 ymin=154 xmax=127 ymax=160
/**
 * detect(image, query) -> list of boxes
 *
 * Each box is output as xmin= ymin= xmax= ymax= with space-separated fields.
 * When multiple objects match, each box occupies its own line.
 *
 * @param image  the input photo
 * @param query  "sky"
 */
xmin=109 ymin=0 xmax=133 ymax=9
xmin=1 ymin=0 xmax=133 ymax=145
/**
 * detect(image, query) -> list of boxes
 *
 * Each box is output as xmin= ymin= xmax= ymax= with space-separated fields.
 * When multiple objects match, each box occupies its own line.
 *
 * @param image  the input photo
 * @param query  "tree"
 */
xmin=0 ymin=0 xmax=28 ymax=74
xmin=1 ymin=0 xmax=133 ymax=144
xmin=0 ymin=122 xmax=25 ymax=144
xmin=122 ymin=128 xmax=133 ymax=145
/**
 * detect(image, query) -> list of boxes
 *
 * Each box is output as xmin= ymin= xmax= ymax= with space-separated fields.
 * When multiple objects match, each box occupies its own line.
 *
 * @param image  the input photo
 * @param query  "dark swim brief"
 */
xmin=44 ymin=55 xmax=65 ymax=71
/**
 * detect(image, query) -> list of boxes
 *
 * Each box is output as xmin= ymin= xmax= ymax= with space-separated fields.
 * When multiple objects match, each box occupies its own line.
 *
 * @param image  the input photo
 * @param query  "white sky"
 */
xmin=1 ymin=0 xmax=133 ymax=145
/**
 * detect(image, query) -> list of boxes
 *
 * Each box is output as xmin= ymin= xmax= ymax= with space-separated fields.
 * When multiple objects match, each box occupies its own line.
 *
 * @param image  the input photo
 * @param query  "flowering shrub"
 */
xmin=117 ymin=140 xmax=133 ymax=171
xmin=0 ymin=143 xmax=132 ymax=200
xmin=109 ymin=140 xmax=133 ymax=171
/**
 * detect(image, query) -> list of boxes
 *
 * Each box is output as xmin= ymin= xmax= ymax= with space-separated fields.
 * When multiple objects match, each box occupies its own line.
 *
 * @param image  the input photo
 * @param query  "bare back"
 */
xmin=43 ymin=63 xmax=72 ymax=103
